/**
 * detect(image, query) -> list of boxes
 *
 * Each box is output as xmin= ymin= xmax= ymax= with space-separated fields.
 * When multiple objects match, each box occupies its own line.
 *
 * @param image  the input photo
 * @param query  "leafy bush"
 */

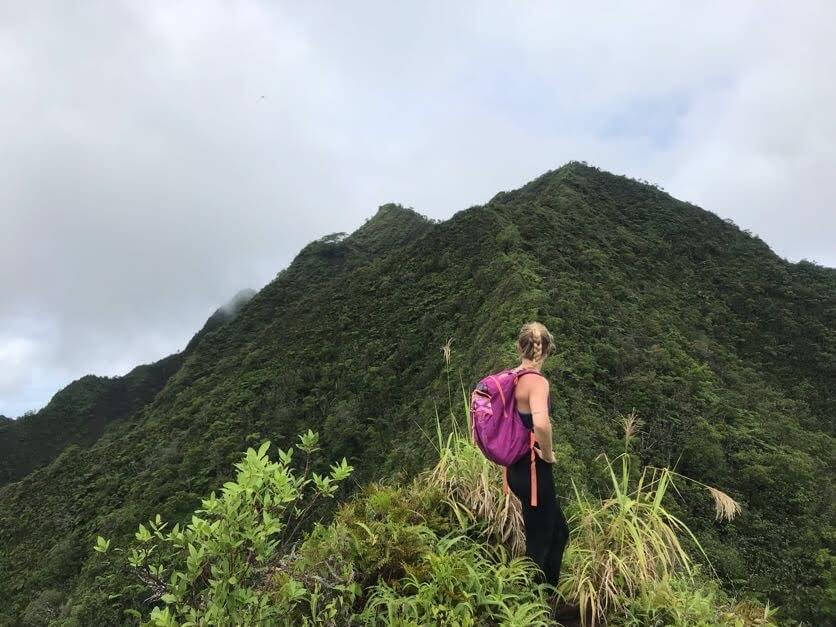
xmin=95 ymin=431 xmax=353 ymax=626
xmin=92 ymin=426 xmax=552 ymax=626
xmin=292 ymin=482 xmax=455 ymax=588
xmin=20 ymin=589 xmax=66 ymax=626
xmin=94 ymin=413 xmax=780 ymax=627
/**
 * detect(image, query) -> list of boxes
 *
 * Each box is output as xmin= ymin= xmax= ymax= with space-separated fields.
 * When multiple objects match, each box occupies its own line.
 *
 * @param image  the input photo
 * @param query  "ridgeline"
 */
xmin=0 ymin=163 xmax=833 ymax=625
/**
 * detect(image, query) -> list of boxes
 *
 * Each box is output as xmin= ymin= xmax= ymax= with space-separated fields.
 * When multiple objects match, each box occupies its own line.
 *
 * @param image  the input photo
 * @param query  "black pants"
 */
xmin=507 ymin=452 xmax=569 ymax=586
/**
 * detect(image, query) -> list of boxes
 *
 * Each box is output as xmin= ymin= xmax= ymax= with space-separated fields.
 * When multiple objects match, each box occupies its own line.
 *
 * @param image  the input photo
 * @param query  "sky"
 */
xmin=1 ymin=1 xmax=834 ymax=417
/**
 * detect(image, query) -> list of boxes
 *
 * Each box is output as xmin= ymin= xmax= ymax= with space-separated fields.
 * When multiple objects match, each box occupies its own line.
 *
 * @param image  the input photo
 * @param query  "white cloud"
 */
xmin=1 ymin=1 xmax=834 ymax=415
xmin=0 ymin=336 xmax=38 ymax=392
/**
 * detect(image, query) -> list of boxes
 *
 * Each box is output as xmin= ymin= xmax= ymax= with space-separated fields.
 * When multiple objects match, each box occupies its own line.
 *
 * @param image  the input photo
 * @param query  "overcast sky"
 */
xmin=1 ymin=1 xmax=834 ymax=417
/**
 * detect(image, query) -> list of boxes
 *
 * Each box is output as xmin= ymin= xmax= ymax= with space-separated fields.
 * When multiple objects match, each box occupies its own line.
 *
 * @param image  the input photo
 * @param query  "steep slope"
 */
xmin=0 ymin=167 xmax=832 ymax=625
xmin=0 ymin=289 xmax=255 ymax=487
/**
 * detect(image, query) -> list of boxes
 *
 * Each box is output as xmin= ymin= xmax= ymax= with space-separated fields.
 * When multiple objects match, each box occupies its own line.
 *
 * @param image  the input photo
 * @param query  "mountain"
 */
xmin=0 ymin=289 xmax=255 ymax=487
xmin=0 ymin=165 xmax=833 ymax=625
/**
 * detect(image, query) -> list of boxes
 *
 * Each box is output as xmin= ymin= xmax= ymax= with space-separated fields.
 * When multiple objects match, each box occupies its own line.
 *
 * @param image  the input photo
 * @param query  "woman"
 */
xmin=507 ymin=322 xmax=570 ymax=588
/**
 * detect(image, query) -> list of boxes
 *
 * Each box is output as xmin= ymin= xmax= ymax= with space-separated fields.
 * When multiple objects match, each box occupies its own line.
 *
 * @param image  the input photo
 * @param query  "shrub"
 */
xmin=282 ymin=482 xmax=458 ymax=623
xmin=94 ymin=431 xmax=353 ymax=626
xmin=622 ymin=574 xmax=777 ymax=627
xmin=361 ymin=534 xmax=553 ymax=626
xmin=21 ymin=589 xmax=65 ymax=626
xmin=93 ymin=408 xmax=777 ymax=626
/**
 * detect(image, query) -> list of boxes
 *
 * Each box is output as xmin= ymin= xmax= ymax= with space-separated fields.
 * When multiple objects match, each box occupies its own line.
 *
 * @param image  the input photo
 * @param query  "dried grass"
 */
xmin=621 ymin=409 xmax=642 ymax=446
xmin=707 ymin=486 xmax=742 ymax=522
xmin=425 ymin=420 xmax=526 ymax=557
xmin=440 ymin=337 xmax=454 ymax=367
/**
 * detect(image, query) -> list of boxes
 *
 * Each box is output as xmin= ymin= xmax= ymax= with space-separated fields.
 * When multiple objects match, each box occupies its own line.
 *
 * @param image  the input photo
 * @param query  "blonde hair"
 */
xmin=517 ymin=322 xmax=554 ymax=363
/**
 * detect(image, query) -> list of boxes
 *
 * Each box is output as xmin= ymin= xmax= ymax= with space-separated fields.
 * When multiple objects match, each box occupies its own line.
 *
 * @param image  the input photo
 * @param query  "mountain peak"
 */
xmin=371 ymin=202 xmax=425 ymax=219
xmin=486 ymin=160 xmax=598 ymax=204
xmin=348 ymin=203 xmax=431 ymax=254
xmin=350 ymin=203 xmax=431 ymax=252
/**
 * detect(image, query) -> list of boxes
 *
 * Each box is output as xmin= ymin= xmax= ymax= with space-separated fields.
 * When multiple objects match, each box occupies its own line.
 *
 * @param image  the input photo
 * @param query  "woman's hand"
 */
xmin=535 ymin=447 xmax=556 ymax=464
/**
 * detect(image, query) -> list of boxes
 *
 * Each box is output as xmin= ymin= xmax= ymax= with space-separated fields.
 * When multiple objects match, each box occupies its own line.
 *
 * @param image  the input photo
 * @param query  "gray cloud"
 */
xmin=1 ymin=1 xmax=834 ymax=416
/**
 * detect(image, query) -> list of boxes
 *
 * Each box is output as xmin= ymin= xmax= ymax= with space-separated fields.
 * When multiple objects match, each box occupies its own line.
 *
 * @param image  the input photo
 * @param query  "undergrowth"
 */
xmin=93 ymin=372 xmax=778 ymax=626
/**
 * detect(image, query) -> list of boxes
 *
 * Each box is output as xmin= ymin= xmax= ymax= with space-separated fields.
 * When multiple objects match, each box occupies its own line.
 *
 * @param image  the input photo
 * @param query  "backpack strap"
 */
xmin=512 ymin=367 xmax=544 ymax=381
xmin=529 ymin=431 xmax=538 ymax=507
xmin=502 ymin=435 xmax=539 ymax=508
xmin=513 ymin=368 xmax=543 ymax=508
xmin=489 ymin=375 xmax=508 ymax=419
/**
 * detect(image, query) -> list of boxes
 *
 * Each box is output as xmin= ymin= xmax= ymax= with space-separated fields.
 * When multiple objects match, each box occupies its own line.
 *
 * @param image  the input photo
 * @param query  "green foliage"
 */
xmin=102 ymin=412 xmax=777 ymax=626
xmin=291 ymin=486 xmax=450 ymax=585
xmin=95 ymin=433 xmax=352 ymax=626
xmin=361 ymin=535 xmax=553 ymax=626
xmin=96 ymin=437 xmax=553 ymax=626
xmin=281 ymin=482 xmax=462 ymax=625
xmin=622 ymin=574 xmax=777 ymax=627
xmin=20 ymin=589 xmax=66 ymax=627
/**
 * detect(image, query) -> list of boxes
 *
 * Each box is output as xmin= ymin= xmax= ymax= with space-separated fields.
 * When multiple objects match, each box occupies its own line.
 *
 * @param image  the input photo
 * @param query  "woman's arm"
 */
xmin=529 ymin=377 xmax=555 ymax=462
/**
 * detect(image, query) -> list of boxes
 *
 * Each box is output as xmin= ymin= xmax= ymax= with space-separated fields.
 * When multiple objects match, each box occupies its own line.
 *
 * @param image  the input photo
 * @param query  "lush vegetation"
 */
xmin=0 ymin=163 xmax=833 ymax=625
xmin=0 ymin=356 xmax=183 ymax=487
xmin=89 ymin=411 xmax=775 ymax=626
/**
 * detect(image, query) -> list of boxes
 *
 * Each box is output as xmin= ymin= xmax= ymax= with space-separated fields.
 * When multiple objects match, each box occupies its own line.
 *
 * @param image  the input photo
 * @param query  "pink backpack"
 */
xmin=470 ymin=367 xmax=544 ymax=506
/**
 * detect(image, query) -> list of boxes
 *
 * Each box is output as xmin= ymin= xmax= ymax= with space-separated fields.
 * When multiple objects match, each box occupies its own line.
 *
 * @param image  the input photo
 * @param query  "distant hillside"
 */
xmin=0 ymin=168 xmax=832 ymax=625
xmin=0 ymin=289 xmax=254 ymax=487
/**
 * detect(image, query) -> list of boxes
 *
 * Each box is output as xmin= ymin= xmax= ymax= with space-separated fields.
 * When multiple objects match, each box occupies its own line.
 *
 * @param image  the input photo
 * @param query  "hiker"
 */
xmin=506 ymin=322 xmax=570 ymax=587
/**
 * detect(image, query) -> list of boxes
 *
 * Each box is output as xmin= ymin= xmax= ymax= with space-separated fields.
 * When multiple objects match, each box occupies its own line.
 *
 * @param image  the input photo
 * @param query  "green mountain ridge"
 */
xmin=0 ymin=162 xmax=833 ymax=625
xmin=0 ymin=289 xmax=255 ymax=487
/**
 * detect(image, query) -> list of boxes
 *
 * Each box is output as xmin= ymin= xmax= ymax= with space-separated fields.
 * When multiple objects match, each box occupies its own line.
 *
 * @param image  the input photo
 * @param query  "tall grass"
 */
xmin=424 ymin=380 xmax=526 ymax=557
xmin=424 ymin=345 xmax=769 ymax=626
xmin=561 ymin=417 xmax=694 ymax=615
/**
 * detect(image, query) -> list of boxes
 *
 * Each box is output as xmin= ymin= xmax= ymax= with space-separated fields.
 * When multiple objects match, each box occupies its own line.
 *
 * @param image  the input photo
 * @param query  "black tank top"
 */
xmin=516 ymin=410 xmax=542 ymax=453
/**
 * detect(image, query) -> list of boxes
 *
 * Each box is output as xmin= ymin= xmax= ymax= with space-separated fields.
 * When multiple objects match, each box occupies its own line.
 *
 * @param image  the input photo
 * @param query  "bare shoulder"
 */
xmin=520 ymin=372 xmax=549 ymax=392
